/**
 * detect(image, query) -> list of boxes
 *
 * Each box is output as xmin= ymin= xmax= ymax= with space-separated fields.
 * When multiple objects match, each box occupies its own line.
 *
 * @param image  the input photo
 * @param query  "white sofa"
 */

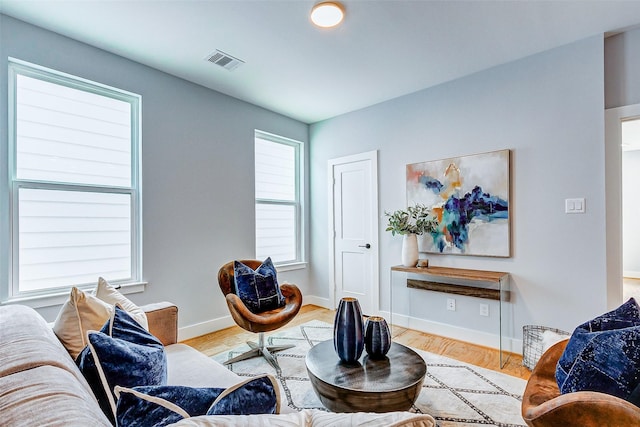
xmin=0 ymin=303 xmax=435 ymax=427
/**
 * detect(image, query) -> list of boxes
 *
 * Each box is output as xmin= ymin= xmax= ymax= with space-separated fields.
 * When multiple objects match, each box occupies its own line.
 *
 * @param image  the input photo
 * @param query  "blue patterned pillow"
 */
xmin=233 ymin=258 xmax=285 ymax=313
xmin=115 ymin=375 xmax=280 ymax=427
xmin=76 ymin=306 xmax=167 ymax=422
xmin=556 ymin=298 xmax=640 ymax=404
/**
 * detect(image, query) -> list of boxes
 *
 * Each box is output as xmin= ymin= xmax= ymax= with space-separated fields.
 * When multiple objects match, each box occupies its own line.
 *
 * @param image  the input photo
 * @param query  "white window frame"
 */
xmin=255 ymin=130 xmax=305 ymax=269
xmin=4 ymin=58 xmax=143 ymax=305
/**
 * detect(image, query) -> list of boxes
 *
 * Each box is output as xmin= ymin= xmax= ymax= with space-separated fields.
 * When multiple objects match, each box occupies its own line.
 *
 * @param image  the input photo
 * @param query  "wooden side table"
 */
xmin=305 ymin=340 xmax=426 ymax=413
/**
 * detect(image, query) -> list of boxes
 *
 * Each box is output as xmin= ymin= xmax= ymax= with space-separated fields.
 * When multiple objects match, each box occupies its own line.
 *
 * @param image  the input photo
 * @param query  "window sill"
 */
xmin=0 ymin=281 xmax=147 ymax=309
xmin=276 ymin=262 xmax=308 ymax=272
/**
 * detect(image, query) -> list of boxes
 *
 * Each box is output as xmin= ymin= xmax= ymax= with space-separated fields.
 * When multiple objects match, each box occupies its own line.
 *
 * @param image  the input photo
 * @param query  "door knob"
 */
xmin=358 ymin=243 xmax=371 ymax=249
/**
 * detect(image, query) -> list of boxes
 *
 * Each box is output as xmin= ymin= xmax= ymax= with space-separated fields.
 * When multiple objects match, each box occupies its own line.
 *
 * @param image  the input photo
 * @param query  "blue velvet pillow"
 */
xmin=115 ymin=375 xmax=280 ymax=427
xmin=207 ymin=374 xmax=280 ymax=415
xmin=233 ymin=257 xmax=285 ymax=313
xmin=76 ymin=306 xmax=167 ymax=423
xmin=115 ymin=385 xmax=224 ymax=427
xmin=556 ymin=298 xmax=640 ymax=404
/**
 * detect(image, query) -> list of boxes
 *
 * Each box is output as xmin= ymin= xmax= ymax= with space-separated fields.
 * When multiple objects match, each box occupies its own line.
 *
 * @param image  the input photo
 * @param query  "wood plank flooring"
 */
xmin=182 ymin=304 xmax=531 ymax=380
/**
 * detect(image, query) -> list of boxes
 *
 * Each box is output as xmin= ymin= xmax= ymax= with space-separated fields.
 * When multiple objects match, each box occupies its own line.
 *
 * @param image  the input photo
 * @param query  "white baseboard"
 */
xmin=178 ymin=299 xmax=523 ymax=356
xmin=624 ymin=270 xmax=640 ymax=279
xmin=302 ymin=295 xmax=331 ymax=309
xmin=379 ymin=310 xmax=523 ymax=355
xmin=177 ymin=314 xmax=235 ymax=341
xmin=177 ymin=296 xmax=331 ymax=341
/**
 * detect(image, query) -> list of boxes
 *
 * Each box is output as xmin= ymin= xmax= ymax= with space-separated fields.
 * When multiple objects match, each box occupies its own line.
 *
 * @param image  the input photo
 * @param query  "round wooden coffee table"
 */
xmin=305 ymin=340 xmax=426 ymax=413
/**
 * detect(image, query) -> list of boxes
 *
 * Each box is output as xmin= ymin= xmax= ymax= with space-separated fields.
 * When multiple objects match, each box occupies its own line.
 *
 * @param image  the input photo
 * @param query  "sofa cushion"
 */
xmin=556 ymin=297 xmax=640 ymax=403
xmin=233 ymin=258 xmax=284 ymax=313
xmin=0 ymin=304 xmax=95 ymax=396
xmin=165 ymin=344 xmax=242 ymax=389
xmin=0 ymin=365 xmax=112 ymax=427
xmin=53 ymin=287 xmax=113 ymax=359
xmin=115 ymin=375 xmax=279 ymax=427
xmin=167 ymin=409 xmax=437 ymax=427
xmin=95 ymin=277 xmax=148 ymax=330
xmin=77 ymin=306 xmax=167 ymax=422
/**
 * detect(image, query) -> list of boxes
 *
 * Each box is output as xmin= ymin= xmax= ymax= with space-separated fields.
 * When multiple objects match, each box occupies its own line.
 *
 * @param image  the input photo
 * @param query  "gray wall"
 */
xmin=605 ymin=27 xmax=640 ymax=109
xmin=0 ymin=15 xmax=310 ymax=330
xmin=309 ymin=35 xmax=609 ymax=344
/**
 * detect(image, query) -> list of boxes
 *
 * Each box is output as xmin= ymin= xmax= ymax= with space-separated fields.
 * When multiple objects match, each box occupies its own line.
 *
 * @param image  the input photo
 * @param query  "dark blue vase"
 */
xmin=364 ymin=316 xmax=391 ymax=359
xmin=333 ymin=297 xmax=364 ymax=363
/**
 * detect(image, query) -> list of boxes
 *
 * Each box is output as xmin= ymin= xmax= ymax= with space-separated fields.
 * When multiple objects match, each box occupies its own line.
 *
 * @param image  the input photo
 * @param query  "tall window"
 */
xmin=7 ymin=59 xmax=141 ymax=300
xmin=255 ymin=131 xmax=303 ymax=265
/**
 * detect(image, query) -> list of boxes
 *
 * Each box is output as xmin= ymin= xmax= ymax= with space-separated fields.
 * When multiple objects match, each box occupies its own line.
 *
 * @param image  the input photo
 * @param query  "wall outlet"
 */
xmin=479 ymin=303 xmax=489 ymax=317
xmin=447 ymin=298 xmax=456 ymax=311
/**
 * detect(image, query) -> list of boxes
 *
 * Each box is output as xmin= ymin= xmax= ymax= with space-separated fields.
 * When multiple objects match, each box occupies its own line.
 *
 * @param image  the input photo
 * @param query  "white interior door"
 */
xmin=329 ymin=151 xmax=379 ymax=315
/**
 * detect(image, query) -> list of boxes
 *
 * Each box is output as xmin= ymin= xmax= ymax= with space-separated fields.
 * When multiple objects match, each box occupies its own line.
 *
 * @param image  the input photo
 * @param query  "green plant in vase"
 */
xmin=385 ymin=204 xmax=437 ymax=236
xmin=385 ymin=204 xmax=437 ymax=266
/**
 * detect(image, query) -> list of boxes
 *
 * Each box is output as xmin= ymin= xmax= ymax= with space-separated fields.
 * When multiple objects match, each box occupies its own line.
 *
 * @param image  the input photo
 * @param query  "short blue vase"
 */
xmin=364 ymin=316 xmax=391 ymax=359
xmin=333 ymin=297 xmax=364 ymax=363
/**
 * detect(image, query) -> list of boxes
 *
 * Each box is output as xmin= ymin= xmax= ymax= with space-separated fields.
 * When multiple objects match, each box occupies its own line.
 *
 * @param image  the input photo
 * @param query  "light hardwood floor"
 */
xmin=182 ymin=304 xmax=531 ymax=380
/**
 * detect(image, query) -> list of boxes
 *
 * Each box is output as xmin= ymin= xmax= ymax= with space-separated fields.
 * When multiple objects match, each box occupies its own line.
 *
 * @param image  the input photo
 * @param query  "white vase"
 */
xmin=401 ymin=233 xmax=419 ymax=267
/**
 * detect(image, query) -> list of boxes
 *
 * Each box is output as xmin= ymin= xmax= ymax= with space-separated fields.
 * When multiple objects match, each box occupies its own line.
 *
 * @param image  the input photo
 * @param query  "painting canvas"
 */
xmin=407 ymin=149 xmax=510 ymax=257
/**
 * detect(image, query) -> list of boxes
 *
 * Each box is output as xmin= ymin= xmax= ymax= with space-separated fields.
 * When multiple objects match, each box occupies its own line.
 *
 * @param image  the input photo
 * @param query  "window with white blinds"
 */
xmin=8 ymin=59 xmax=141 ymax=298
xmin=255 ymin=131 xmax=303 ymax=265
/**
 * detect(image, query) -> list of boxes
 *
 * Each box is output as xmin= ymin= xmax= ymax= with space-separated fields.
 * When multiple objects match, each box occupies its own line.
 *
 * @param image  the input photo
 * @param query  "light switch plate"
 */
xmin=565 ymin=198 xmax=585 ymax=214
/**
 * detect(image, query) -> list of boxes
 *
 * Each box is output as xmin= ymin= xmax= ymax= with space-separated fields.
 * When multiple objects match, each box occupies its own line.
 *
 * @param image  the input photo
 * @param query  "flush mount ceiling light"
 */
xmin=310 ymin=1 xmax=345 ymax=28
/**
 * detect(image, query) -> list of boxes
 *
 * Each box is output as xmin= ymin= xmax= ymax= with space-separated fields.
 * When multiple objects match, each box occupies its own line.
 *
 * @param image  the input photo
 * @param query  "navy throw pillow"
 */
xmin=207 ymin=375 xmax=280 ymax=415
xmin=115 ymin=385 xmax=224 ymax=427
xmin=77 ymin=306 xmax=167 ymax=423
xmin=233 ymin=257 xmax=285 ymax=313
xmin=556 ymin=298 xmax=640 ymax=405
xmin=115 ymin=375 xmax=280 ymax=427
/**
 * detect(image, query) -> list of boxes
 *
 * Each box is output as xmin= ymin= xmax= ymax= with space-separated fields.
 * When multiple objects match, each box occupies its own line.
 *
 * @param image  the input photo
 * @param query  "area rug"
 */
xmin=212 ymin=320 xmax=527 ymax=427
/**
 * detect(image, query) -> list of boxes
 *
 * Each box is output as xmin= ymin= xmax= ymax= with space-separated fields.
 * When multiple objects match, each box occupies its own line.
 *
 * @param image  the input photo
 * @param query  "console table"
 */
xmin=390 ymin=265 xmax=511 ymax=368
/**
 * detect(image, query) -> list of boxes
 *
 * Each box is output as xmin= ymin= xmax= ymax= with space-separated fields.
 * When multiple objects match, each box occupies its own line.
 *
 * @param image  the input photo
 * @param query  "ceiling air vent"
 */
xmin=205 ymin=50 xmax=244 ymax=71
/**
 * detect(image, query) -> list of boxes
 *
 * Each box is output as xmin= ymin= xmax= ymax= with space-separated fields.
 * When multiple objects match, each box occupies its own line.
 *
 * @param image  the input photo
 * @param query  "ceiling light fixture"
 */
xmin=310 ymin=1 xmax=345 ymax=28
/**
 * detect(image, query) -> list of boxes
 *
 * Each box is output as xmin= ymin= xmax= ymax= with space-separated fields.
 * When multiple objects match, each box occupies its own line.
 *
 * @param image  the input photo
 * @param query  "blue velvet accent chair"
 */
xmin=217 ymin=259 xmax=303 ymax=370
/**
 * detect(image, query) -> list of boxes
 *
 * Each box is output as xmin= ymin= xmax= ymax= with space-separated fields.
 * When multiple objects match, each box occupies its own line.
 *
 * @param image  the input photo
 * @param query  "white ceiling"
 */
xmin=2 ymin=0 xmax=640 ymax=124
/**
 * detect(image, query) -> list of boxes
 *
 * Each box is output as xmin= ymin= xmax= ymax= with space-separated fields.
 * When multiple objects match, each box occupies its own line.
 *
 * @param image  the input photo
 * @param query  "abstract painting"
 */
xmin=407 ymin=149 xmax=510 ymax=257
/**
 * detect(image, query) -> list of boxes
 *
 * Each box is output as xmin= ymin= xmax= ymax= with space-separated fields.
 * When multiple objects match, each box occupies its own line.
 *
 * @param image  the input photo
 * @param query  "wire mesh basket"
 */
xmin=522 ymin=325 xmax=571 ymax=370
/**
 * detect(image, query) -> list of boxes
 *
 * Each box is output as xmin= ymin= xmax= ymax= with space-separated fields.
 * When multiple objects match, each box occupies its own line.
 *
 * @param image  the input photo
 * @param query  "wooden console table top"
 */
xmin=391 ymin=265 xmax=508 ymax=283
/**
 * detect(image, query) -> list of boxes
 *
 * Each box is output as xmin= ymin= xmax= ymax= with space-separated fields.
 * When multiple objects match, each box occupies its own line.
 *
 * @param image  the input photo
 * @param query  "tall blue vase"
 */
xmin=333 ymin=297 xmax=364 ymax=363
xmin=364 ymin=316 xmax=391 ymax=359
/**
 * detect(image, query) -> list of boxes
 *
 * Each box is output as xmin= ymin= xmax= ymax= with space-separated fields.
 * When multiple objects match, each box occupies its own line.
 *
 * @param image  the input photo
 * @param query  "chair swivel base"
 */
xmin=223 ymin=333 xmax=294 ymax=370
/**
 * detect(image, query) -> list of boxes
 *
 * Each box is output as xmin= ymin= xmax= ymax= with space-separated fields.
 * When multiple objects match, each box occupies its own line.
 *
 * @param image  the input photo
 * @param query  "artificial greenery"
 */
xmin=385 ymin=204 xmax=438 ymax=236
